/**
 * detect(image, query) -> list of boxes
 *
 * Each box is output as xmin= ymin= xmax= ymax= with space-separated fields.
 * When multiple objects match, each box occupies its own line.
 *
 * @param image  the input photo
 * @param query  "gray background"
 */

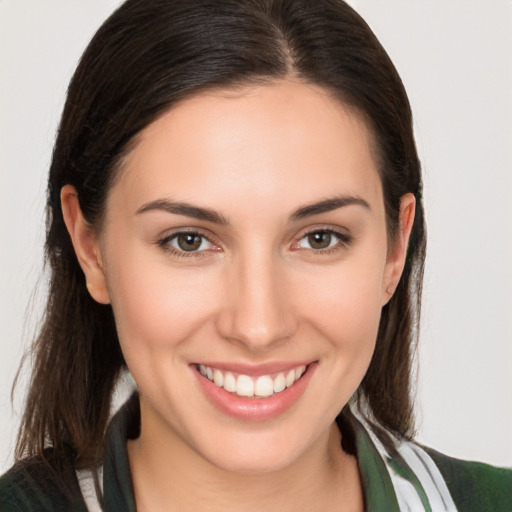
xmin=1 ymin=0 xmax=511 ymax=472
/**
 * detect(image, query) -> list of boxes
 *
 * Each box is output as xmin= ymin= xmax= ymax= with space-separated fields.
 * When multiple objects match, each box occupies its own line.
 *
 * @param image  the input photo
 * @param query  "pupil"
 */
xmin=177 ymin=234 xmax=201 ymax=251
xmin=308 ymin=231 xmax=331 ymax=249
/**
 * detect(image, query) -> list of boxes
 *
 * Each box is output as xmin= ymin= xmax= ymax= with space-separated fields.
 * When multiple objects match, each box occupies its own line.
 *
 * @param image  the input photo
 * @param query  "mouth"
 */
xmin=192 ymin=361 xmax=317 ymax=421
xmin=197 ymin=363 xmax=308 ymax=398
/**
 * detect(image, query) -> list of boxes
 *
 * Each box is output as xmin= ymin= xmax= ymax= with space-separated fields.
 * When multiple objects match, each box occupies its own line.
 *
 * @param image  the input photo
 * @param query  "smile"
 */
xmin=193 ymin=361 xmax=317 ymax=421
xmin=198 ymin=364 xmax=307 ymax=398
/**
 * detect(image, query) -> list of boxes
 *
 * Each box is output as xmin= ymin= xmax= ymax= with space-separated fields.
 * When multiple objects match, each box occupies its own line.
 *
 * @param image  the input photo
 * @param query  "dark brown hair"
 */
xmin=16 ymin=0 xmax=425 ymax=470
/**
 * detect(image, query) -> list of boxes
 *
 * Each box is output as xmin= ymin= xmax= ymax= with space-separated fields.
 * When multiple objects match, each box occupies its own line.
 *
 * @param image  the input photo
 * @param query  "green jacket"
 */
xmin=1 ymin=395 xmax=510 ymax=511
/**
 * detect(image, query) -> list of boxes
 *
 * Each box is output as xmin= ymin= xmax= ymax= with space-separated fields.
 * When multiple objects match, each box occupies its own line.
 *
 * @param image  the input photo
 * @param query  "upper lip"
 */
xmin=193 ymin=360 xmax=315 ymax=377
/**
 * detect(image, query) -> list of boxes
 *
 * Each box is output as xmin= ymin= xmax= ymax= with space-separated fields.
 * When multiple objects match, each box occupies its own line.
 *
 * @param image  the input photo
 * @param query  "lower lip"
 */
xmin=193 ymin=363 xmax=317 ymax=421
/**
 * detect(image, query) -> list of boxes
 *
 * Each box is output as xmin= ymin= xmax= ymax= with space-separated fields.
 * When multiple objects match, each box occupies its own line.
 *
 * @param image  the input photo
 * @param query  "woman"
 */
xmin=1 ymin=0 xmax=510 ymax=510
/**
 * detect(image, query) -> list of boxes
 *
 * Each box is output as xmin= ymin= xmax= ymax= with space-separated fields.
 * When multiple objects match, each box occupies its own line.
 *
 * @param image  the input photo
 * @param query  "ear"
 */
xmin=61 ymin=185 xmax=111 ymax=304
xmin=381 ymin=193 xmax=416 ymax=306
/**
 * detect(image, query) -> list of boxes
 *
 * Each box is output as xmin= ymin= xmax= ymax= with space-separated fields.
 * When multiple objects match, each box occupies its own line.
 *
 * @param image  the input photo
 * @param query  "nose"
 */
xmin=215 ymin=250 xmax=297 ymax=351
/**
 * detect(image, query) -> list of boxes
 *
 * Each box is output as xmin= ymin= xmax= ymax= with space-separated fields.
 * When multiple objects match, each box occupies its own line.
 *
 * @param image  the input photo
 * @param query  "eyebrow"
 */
xmin=135 ymin=194 xmax=370 ymax=224
xmin=136 ymin=199 xmax=229 ymax=225
xmin=288 ymin=195 xmax=371 ymax=221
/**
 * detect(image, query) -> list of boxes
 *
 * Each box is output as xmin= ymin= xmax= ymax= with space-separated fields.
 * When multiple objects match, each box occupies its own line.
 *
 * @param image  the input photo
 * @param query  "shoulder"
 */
xmin=423 ymin=446 xmax=512 ymax=512
xmin=0 ymin=452 xmax=88 ymax=512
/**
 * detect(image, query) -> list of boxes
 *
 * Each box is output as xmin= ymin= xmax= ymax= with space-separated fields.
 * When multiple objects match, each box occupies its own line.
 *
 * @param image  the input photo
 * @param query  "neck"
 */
xmin=128 ymin=409 xmax=363 ymax=512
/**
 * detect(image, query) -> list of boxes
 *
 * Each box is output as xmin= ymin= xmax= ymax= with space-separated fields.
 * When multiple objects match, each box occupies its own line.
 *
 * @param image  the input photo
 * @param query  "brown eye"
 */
xmin=176 ymin=233 xmax=203 ymax=251
xmin=307 ymin=231 xmax=333 ymax=250
xmin=295 ymin=229 xmax=352 ymax=253
xmin=158 ymin=231 xmax=216 ymax=257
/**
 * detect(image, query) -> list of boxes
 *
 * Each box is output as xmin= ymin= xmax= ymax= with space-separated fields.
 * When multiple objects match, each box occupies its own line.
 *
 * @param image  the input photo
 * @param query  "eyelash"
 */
xmin=157 ymin=227 xmax=353 ymax=258
xmin=293 ymin=228 xmax=353 ymax=255
xmin=157 ymin=230 xmax=217 ymax=259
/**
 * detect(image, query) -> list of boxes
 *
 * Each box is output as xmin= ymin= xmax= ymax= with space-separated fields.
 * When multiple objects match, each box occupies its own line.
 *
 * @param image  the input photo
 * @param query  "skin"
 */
xmin=62 ymin=80 xmax=415 ymax=512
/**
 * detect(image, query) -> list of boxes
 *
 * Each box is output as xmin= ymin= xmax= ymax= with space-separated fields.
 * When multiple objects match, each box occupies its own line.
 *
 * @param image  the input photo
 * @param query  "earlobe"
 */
xmin=382 ymin=193 xmax=416 ymax=305
xmin=60 ymin=185 xmax=111 ymax=304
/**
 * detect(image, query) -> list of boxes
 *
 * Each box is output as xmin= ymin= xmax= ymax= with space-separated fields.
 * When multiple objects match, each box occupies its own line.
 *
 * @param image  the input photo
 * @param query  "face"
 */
xmin=76 ymin=81 xmax=412 ymax=474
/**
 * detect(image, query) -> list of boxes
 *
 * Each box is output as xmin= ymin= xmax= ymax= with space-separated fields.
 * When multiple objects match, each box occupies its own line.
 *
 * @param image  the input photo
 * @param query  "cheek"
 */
xmin=295 ymin=254 xmax=385 ymax=387
xmin=300 ymin=258 xmax=384 ymax=340
xmin=105 ymin=252 xmax=219 ymax=361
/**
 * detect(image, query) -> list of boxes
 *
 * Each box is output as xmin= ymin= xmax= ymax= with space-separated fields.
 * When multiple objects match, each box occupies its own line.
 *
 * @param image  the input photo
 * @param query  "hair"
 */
xmin=16 ymin=0 xmax=425 ymax=472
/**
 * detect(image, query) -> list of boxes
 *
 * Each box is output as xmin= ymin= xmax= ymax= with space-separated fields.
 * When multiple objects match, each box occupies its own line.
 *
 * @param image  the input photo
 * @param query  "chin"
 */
xmin=193 ymin=426 xmax=319 ymax=475
xmin=206 ymin=449 xmax=299 ymax=475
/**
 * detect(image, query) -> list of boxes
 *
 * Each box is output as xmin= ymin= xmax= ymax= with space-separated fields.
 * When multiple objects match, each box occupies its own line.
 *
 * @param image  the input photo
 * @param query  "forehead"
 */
xmin=110 ymin=81 xmax=383 ymax=216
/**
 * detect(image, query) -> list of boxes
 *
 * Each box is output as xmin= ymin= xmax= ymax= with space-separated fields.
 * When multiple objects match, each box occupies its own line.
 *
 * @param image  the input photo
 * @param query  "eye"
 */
xmin=159 ymin=231 xmax=216 ymax=256
xmin=295 ymin=229 xmax=351 ymax=252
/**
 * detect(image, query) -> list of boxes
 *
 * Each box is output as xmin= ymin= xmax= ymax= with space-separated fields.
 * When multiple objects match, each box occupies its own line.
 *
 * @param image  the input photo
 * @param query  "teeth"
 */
xmin=254 ymin=376 xmax=274 ymax=397
xmin=198 ymin=364 xmax=308 ymax=398
xmin=273 ymin=373 xmax=286 ymax=393
xmin=223 ymin=372 xmax=236 ymax=392
xmin=296 ymin=365 xmax=306 ymax=379
xmin=213 ymin=369 xmax=224 ymax=387
xmin=236 ymin=375 xmax=254 ymax=397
